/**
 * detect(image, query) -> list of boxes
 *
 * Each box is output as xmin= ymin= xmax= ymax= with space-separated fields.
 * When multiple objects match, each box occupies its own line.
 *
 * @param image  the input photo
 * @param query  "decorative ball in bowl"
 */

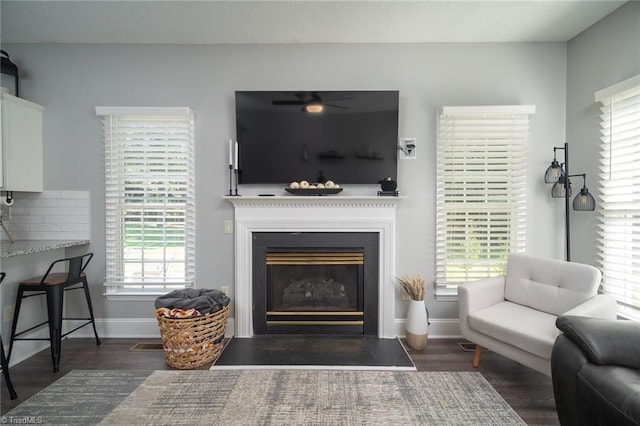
xmin=285 ymin=180 xmax=343 ymax=196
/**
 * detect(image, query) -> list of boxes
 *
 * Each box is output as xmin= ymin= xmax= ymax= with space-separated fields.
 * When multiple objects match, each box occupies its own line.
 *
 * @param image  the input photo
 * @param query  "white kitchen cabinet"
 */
xmin=0 ymin=92 xmax=43 ymax=192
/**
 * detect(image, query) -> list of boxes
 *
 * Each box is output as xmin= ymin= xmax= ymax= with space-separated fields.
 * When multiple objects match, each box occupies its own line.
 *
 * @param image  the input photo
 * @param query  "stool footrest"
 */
xmin=12 ymin=337 xmax=52 ymax=342
xmin=61 ymin=321 xmax=95 ymax=338
xmin=13 ymin=318 xmax=95 ymax=340
xmin=12 ymin=320 xmax=50 ymax=338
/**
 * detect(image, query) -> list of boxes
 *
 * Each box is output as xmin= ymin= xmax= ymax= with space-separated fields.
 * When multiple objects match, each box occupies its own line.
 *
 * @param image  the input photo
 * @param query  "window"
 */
xmin=435 ymin=105 xmax=535 ymax=299
xmin=96 ymin=107 xmax=195 ymax=295
xmin=595 ymin=75 xmax=640 ymax=320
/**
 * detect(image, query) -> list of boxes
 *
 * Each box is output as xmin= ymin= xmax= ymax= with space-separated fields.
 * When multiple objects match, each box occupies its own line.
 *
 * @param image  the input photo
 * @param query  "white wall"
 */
xmin=566 ymin=1 xmax=640 ymax=267
xmin=3 ymin=42 xmax=567 ymax=332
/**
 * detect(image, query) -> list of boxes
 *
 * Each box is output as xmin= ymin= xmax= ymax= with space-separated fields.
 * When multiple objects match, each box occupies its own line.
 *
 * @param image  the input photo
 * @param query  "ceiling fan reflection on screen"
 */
xmin=271 ymin=92 xmax=351 ymax=113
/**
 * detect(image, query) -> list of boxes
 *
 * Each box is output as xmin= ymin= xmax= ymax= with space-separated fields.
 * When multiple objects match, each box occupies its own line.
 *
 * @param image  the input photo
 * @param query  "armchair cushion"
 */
xmin=469 ymin=301 xmax=558 ymax=359
xmin=504 ymin=254 xmax=601 ymax=315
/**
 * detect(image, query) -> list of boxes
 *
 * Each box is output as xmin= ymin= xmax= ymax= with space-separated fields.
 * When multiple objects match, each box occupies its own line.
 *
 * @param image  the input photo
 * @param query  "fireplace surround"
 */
xmin=252 ymin=232 xmax=379 ymax=334
xmin=225 ymin=195 xmax=402 ymax=338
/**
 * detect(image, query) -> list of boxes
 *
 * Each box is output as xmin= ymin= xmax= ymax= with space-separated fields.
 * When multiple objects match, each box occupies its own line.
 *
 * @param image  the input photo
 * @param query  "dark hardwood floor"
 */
xmin=0 ymin=337 xmax=559 ymax=425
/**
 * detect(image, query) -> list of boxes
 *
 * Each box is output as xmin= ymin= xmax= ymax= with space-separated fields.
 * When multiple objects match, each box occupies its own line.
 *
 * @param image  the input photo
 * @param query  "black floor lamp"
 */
xmin=544 ymin=142 xmax=596 ymax=261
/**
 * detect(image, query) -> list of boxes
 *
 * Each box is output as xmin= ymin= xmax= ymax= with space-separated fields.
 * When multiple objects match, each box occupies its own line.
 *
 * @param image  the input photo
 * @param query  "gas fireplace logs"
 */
xmin=282 ymin=277 xmax=350 ymax=309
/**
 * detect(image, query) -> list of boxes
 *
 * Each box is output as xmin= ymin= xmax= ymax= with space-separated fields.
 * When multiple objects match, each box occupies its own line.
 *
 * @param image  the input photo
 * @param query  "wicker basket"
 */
xmin=156 ymin=303 xmax=230 ymax=369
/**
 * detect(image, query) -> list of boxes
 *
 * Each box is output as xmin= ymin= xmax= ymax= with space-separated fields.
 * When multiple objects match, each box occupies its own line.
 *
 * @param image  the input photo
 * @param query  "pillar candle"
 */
xmin=234 ymin=141 xmax=239 ymax=170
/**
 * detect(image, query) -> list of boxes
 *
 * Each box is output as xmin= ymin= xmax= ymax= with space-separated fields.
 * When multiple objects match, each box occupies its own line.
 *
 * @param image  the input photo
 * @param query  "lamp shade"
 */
xmin=573 ymin=187 xmax=596 ymax=211
xmin=552 ymin=178 xmax=571 ymax=198
xmin=544 ymin=160 xmax=563 ymax=184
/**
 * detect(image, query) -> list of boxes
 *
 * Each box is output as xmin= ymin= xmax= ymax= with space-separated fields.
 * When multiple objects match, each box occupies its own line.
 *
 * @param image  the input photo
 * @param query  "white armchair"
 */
xmin=458 ymin=253 xmax=617 ymax=376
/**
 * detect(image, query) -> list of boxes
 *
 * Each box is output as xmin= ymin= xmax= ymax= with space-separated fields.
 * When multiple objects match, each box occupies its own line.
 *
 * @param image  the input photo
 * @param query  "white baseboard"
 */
xmin=68 ymin=317 xmax=461 ymax=340
xmin=394 ymin=318 xmax=462 ymax=339
xmin=67 ymin=317 xmax=238 ymax=339
xmin=7 ymin=317 xmax=462 ymax=366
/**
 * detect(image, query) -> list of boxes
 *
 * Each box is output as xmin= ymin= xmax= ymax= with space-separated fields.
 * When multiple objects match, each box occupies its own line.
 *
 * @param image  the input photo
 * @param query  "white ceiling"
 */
xmin=0 ymin=0 xmax=627 ymax=45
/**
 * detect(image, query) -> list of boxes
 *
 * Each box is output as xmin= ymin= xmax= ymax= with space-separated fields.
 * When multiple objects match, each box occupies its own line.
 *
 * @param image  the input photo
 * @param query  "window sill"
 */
xmin=434 ymin=292 xmax=459 ymax=302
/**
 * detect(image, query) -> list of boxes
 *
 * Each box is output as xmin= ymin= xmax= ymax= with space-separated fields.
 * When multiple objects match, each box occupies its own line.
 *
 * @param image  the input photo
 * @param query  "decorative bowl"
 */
xmin=285 ymin=187 xmax=343 ymax=196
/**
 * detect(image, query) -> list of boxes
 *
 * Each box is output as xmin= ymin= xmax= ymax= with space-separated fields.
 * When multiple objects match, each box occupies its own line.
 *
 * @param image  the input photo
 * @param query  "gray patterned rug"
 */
xmin=5 ymin=370 xmax=525 ymax=425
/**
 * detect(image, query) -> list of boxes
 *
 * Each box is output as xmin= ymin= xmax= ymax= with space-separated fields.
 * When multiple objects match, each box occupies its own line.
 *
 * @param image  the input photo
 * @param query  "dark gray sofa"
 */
xmin=551 ymin=315 xmax=640 ymax=426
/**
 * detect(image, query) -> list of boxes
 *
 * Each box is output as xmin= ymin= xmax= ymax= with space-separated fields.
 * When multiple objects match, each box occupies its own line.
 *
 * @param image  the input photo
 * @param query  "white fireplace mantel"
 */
xmin=225 ymin=195 xmax=403 ymax=338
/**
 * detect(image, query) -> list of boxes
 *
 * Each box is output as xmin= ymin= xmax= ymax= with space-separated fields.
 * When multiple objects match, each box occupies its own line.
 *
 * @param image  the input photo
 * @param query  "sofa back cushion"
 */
xmin=504 ymin=254 xmax=602 ymax=316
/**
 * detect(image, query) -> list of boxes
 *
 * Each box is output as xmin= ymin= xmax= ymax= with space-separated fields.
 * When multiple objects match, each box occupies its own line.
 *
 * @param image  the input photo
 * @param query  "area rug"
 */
xmin=211 ymin=335 xmax=416 ymax=371
xmin=2 ymin=370 xmax=150 ymax=424
xmin=5 ymin=370 xmax=525 ymax=425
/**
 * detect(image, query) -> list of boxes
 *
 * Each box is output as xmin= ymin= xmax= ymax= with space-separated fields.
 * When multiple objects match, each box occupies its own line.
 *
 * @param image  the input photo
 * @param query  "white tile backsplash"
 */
xmin=1 ymin=191 xmax=91 ymax=240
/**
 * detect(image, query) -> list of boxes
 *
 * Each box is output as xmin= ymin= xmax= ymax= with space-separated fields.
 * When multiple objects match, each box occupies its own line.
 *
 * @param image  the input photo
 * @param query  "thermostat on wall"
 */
xmin=399 ymin=138 xmax=416 ymax=160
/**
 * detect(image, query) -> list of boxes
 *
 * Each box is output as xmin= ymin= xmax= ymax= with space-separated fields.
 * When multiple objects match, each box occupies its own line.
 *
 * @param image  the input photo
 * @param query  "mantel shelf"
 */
xmin=223 ymin=195 xmax=405 ymax=208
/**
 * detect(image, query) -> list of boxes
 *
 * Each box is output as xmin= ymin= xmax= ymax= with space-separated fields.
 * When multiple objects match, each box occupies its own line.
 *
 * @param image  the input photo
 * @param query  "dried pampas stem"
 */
xmin=395 ymin=274 xmax=425 ymax=301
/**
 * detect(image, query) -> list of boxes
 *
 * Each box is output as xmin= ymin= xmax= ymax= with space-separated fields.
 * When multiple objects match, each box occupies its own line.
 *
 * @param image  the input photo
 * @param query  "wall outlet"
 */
xmin=3 ymin=305 xmax=14 ymax=323
xmin=224 ymin=220 xmax=233 ymax=234
xmin=399 ymin=137 xmax=417 ymax=160
xmin=221 ymin=286 xmax=230 ymax=296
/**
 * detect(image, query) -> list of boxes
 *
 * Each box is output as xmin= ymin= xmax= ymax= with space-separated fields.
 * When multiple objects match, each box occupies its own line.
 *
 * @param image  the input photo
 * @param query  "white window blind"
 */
xmin=435 ymin=105 xmax=534 ymax=299
xmin=595 ymin=75 xmax=640 ymax=320
xmin=96 ymin=107 xmax=195 ymax=295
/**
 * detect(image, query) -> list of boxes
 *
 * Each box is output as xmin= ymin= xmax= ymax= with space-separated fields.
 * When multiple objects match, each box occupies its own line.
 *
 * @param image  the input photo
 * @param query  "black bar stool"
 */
xmin=0 ymin=272 xmax=18 ymax=399
xmin=8 ymin=253 xmax=101 ymax=372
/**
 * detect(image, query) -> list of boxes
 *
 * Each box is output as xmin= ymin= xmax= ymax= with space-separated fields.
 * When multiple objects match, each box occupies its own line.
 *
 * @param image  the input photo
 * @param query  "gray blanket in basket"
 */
xmin=155 ymin=288 xmax=230 ymax=315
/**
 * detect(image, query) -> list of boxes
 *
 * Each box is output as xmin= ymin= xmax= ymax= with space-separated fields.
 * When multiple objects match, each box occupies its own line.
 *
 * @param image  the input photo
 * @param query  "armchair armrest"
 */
xmin=562 ymin=294 xmax=617 ymax=319
xmin=458 ymin=276 xmax=506 ymax=316
xmin=556 ymin=315 xmax=640 ymax=370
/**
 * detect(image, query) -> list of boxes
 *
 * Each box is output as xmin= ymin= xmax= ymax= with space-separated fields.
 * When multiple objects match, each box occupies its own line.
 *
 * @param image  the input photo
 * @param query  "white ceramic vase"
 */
xmin=405 ymin=299 xmax=428 ymax=351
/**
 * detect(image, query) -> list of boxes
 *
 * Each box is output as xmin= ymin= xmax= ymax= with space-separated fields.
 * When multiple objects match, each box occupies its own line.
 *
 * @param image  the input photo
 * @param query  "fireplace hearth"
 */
xmin=253 ymin=232 xmax=379 ymax=335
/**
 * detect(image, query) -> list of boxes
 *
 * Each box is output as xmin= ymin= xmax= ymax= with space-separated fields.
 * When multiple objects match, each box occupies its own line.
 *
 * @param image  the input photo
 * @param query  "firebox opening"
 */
xmin=268 ymin=252 xmax=362 ymax=312
xmin=253 ymin=232 xmax=379 ymax=335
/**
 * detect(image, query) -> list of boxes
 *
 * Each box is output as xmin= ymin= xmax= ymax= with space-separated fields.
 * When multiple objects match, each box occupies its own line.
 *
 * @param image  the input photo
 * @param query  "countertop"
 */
xmin=0 ymin=240 xmax=90 ymax=259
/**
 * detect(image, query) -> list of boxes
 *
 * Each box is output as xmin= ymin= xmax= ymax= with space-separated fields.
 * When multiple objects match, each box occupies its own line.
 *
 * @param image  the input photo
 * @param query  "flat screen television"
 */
xmin=235 ymin=90 xmax=399 ymax=184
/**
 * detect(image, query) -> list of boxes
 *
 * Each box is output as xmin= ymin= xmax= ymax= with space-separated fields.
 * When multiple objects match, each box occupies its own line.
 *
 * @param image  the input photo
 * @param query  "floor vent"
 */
xmin=130 ymin=343 xmax=164 ymax=351
xmin=457 ymin=341 xmax=477 ymax=352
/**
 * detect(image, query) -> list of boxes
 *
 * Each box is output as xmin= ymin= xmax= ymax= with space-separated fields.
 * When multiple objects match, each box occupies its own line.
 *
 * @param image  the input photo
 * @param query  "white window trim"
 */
xmin=435 ymin=105 xmax=535 ymax=301
xmin=96 ymin=106 xmax=196 ymax=297
xmin=595 ymin=75 xmax=640 ymax=320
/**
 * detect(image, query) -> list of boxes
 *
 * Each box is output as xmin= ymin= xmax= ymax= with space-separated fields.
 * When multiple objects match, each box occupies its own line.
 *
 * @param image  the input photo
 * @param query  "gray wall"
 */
xmin=566 ymin=1 xmax=640 ymax=267
xmin=3 ymin=41 xmax=568 ymax=330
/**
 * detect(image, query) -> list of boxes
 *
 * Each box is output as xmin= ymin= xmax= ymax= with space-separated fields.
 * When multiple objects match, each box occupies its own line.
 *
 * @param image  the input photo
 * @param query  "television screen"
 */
xmin=235 ymin=90 xmax=399 ymax=184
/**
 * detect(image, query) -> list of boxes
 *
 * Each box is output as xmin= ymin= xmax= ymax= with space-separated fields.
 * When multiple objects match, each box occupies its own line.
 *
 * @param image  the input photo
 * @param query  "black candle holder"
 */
xmin=227 ymin=165 xmax=234 ymax=196
xmin=233 ymin=169 xmax=241 ymax=196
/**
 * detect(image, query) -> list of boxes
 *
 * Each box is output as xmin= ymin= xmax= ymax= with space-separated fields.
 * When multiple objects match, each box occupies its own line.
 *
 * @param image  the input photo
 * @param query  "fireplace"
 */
xmin=225 ymin=195 xmax=401 ymax=338
xmin=252 ymin=232 xmax=379 ymax=334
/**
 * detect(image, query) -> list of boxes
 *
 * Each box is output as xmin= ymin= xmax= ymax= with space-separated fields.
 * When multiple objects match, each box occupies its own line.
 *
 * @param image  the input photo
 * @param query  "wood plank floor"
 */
xmin=0 ymin=337 xmax=559 ymax=425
